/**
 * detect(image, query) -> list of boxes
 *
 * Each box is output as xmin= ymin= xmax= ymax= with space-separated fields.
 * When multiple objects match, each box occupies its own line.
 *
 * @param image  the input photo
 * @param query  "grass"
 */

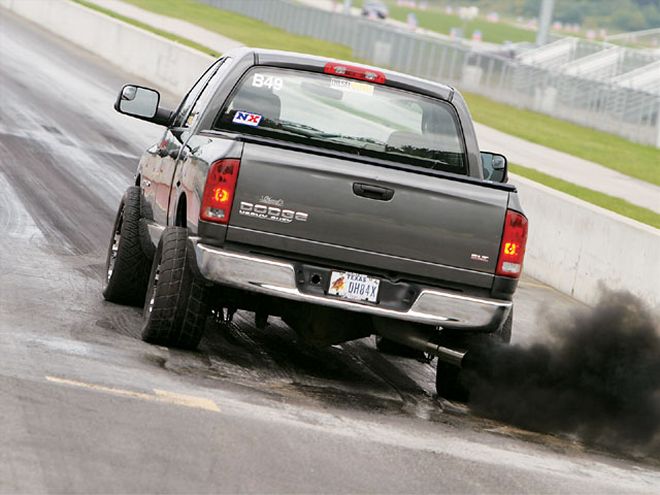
xmin=121 ymin=0 xmax=354 ymax=60
xmin=464 ymin=92 xmax=660 ymax=187
xmin=73 ymin=0 xmax=221 ymax=57
xmin=386 ymin=5 xmax=536 ymax=44
xmin=510 ymin=164 xmax=660 ymax=228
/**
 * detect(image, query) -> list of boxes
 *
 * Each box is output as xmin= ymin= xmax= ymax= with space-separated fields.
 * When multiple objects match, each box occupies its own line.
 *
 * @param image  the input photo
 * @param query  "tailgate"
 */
xmin=228 ymin=143 xmax=509 ymax=287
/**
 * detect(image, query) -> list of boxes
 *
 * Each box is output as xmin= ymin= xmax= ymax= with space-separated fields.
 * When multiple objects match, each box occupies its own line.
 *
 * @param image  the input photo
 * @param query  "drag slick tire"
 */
xmin=102 ymin=186 xmax=150 ymax=306
xmin=141 ymin=227 xmax=209 ymax=350
xmin=435 ymin=309 xmax=513 ymax=402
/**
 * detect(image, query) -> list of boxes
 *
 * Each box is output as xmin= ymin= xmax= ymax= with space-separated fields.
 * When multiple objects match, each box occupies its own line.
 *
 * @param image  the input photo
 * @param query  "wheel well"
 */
xmin=135 ymin=174 xmax=141 ymax=186
xmin=175 ymin=194 xmax=187 ymax=227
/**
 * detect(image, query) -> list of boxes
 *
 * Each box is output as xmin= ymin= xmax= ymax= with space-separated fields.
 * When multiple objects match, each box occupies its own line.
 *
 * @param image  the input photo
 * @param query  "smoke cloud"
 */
xmin=462 ymin=291 xmax=660 ymax=457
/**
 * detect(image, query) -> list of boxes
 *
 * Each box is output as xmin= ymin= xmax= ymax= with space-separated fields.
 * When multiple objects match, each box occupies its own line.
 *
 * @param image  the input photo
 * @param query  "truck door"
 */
xmin=143 ymin=59 xmax=224 ymax=226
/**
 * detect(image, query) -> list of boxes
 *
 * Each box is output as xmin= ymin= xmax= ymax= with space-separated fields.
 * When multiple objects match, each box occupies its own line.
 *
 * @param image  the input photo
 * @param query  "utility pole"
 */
xmin=343 ymin=0 xmax=352 ymax=15
xmin=536 ymin=0 xmax=556 ymax=45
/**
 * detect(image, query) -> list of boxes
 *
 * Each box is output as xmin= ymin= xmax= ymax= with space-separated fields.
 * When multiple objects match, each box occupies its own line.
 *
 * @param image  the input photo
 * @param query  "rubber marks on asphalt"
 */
xmin=45 ymin=376 xmax=220 ymax=412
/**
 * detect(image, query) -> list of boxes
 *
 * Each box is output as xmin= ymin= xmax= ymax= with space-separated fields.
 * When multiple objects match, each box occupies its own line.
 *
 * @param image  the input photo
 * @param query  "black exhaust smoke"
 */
xmin=462 ymin=291 xmax=660 ymax=457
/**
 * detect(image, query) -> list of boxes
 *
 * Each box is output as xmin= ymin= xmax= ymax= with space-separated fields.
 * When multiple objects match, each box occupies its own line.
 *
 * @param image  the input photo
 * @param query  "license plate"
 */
xmin=328 ymin=271 xmax=380 ymax=303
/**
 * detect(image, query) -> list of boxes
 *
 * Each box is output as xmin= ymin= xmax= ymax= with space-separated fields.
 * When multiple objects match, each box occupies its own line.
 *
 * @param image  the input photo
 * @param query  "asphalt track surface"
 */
xmin=1 ymin=11 xmax=659 ymax=494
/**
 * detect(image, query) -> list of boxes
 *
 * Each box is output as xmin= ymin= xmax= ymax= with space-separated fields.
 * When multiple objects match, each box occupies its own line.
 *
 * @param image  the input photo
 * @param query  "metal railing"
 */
xmin=202 ymin=0 xmax=660 ymax=147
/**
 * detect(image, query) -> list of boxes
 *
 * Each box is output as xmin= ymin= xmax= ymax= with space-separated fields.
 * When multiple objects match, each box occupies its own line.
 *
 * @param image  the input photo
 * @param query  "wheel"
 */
xmin=435 ymin=308 xmax=514 ymax=401
xmin=141 ymin=227 xmax=209 ymax=350
xmin=102 ymin=186 xmax=150 ymax=306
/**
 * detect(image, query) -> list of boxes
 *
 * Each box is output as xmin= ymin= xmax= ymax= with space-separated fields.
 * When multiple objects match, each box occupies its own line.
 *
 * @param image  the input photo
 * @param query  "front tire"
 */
xmin=141 ymin=227 xmax=209 ymax=350
xmin=102 ymin=186 xmax=150 ymax=306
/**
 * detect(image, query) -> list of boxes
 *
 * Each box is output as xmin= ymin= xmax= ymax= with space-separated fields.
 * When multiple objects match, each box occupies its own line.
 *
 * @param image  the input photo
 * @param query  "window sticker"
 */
xmin=330 ymin=78 xmax=374 ymax=96
xmin=233 ymin=111 xmax=263 ymax=127
xmin=252 ymin=73 xmax=284 ymax=90
xmin=185 ymin=111 xmax=198 ymax=127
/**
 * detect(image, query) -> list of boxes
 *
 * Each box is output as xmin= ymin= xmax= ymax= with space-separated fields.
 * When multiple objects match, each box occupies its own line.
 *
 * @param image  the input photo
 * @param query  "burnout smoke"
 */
xmin=462 ymin=292 xmax=660 ymax=457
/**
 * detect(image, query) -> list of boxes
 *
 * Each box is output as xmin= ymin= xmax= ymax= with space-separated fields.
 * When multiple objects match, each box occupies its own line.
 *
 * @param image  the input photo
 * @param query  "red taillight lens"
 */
xmin=323 ymin=62 xmax=386 ymax=84
xmin=496 ymin=210 xmax=528 ymax=278
xmin=200 ymin=159 xmax=240 ymax=224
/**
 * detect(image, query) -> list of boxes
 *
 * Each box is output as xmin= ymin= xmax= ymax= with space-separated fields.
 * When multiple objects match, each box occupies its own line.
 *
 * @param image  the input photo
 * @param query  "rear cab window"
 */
xmin=213 ymin=67 xmax=468 ymax=175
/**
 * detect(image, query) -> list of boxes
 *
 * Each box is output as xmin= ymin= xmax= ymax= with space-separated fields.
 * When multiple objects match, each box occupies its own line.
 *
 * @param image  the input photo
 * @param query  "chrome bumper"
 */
xmin=193 ymin=242 xmax=511 ymax=331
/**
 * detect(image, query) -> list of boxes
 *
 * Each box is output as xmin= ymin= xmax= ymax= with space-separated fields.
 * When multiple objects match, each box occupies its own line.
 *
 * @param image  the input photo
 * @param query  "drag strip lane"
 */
xmin=0 ymin=12 xmax=162 ymax=254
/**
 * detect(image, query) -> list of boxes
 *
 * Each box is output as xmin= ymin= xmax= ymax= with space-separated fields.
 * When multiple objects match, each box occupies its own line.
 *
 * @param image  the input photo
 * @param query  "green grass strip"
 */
xmin=122 ymin=0 xmax=354 ymax=60
xmin=73 ymin=0 xmax=221 ymax=57
xmin=465 ymin=92 xmax=660 ymax=187
xmin=510 ymin=163 xmax=660 ymax=229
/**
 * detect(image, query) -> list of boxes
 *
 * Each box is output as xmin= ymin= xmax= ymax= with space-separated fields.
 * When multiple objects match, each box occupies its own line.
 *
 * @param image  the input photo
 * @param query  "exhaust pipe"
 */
xmin=373 ymin=318 xmax=466 ymax=367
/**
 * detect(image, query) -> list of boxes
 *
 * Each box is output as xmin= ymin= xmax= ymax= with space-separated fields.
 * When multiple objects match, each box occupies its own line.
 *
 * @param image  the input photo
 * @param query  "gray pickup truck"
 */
xmin=103 ymin=48 xmax=528 ymax=400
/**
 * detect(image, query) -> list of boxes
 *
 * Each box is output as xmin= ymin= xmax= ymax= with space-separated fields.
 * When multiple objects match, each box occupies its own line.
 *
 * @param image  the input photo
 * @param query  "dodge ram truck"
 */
xmin=103 ymin=48 xmax=528 ymax=400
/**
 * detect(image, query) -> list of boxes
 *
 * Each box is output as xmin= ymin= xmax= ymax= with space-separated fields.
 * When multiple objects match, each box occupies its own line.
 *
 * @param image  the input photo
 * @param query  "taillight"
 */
xmin=200 ymin=159 xmax=240 ymax=224
xmin=496 ymin=210 xmax=528 ymax=278
xmin=323 ymin=62 xmax=386 ymax=84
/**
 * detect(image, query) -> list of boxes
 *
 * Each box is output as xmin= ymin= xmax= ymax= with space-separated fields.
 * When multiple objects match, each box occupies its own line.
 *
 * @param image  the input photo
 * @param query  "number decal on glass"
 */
xmin=252 ymin=74 xmax=283 ymax=91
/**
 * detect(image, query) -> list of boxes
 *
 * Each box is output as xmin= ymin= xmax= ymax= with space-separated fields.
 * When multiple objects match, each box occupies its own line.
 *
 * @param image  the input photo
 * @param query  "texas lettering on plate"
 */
xmin=328 ymin=271 xmax=380 ymax=303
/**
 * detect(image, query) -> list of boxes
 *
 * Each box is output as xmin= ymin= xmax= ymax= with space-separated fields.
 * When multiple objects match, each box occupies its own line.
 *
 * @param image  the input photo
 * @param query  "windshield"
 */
xmin=214 ymin=67 xmax=467 ymax=174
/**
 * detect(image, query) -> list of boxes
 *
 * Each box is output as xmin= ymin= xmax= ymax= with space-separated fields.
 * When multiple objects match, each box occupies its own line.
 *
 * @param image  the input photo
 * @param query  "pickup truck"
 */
xmin=103 ymin=48 xmax=528 ymax=400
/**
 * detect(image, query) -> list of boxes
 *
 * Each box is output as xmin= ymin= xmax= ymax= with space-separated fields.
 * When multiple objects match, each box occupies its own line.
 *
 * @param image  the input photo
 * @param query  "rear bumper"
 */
xmin=192 ymin=241 xmax=511 ymax=331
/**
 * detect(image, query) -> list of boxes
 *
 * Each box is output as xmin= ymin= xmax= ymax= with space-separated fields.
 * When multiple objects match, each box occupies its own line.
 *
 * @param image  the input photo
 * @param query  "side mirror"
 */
xmin=480 ymin=151 xmax=508 ymax=183
xmin=114 ymin=84 xmax=172 ymax=126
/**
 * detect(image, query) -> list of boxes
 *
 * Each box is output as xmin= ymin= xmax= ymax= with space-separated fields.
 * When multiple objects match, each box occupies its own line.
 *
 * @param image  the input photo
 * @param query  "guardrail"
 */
xmin=201 ymin=0 xmax=660 ymax=147
xmin=4 ymin=0 xmax=658 ymax=308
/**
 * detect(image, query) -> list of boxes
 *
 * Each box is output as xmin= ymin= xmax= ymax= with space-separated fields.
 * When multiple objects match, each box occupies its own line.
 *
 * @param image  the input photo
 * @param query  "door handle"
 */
xmin=352 ymin=183 xmax=394 ymax=201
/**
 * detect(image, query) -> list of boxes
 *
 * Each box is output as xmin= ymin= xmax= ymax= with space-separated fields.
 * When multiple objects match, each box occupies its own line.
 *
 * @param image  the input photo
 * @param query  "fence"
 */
xmin=202 ymin=0 xmax=660 ymax=147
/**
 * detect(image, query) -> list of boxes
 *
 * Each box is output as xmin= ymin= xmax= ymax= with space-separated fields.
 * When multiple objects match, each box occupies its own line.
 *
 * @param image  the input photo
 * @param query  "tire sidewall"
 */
xmin=102 ymin=195 xmax=125 ymax=293
xmin=143 ymin=237 xmax=164 ymax=321
xmin=102 ymin=186 xmax=151 ymax=306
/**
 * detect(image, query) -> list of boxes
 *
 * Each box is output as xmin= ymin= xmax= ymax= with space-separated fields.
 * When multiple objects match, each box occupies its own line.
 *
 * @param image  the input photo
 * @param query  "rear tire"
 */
xmin=435 ymin=308 xmax=513 ymax=401
xmin=141 ymin=227 xmax=209 ymax=350
xmin=102 ymin=186 xmax=150 ymax=306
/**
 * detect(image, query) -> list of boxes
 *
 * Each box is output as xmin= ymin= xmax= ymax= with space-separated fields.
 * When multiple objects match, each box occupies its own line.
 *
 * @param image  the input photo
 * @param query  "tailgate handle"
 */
xmin=353 ymin=183 xmax=394 ymax=201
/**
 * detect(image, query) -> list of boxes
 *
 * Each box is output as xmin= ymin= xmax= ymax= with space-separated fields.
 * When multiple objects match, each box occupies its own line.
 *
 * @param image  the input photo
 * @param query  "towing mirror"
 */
xmin=114 ymin=84 xmax=172 ymax=126
xmin=480 ymin=151 xmax=508 ymax=183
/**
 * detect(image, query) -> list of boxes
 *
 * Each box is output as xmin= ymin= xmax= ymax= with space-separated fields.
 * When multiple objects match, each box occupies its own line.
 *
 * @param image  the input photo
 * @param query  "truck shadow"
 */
xmin=163 ymin=310 xmax=441 ymax=417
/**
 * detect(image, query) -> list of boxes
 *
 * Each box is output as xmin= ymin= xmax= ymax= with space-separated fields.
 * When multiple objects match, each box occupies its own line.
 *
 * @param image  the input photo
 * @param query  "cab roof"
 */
xmin=223 ymin=47 xmax=456 ymax=102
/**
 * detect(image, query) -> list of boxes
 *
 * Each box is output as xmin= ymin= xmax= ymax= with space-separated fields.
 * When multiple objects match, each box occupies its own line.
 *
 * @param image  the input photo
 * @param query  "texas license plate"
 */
xmin=328 ymin=271 xmax=380 ymax=303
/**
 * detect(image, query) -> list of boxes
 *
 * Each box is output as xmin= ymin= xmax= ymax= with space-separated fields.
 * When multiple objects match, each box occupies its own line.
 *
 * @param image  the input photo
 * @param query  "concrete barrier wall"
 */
xmin=512 ymin=176 xmax=659 ymax=308
xmin=3 ymin=0 xmax=658 ymax=309
xmin=0 ymin=0 xmax=214 ymax=96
